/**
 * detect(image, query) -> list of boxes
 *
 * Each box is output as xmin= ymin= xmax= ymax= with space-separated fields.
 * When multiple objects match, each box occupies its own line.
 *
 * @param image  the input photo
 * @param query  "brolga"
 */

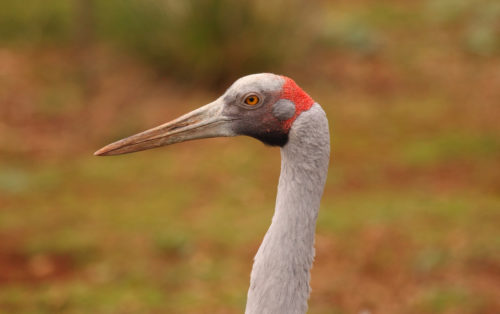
xmin=95 ymin=73 xmax=330 ymax=314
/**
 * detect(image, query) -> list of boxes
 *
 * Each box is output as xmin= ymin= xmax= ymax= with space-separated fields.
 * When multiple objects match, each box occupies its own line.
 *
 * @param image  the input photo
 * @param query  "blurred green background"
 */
xmin=1 ymin=0 xmax=499 ymax=313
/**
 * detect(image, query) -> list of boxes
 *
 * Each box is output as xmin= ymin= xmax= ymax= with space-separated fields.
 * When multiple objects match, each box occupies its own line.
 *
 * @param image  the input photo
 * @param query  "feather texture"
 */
xmin=246 ymin=104 xmax=330 ymax=314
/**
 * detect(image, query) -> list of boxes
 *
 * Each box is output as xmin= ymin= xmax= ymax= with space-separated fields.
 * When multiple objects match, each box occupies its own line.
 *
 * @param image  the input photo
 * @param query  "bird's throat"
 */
xmin=245 ymin=104 xmax=330 ymax=314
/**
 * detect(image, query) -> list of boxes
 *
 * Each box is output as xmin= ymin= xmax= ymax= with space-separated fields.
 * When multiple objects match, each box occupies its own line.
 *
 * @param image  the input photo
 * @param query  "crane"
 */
xmin=95 ymin=73 xmax=330 ymax=314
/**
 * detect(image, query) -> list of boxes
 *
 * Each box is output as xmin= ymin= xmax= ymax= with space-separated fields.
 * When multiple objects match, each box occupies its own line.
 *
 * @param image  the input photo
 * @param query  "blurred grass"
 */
xmin=1 ymin=0 xmax=498 ymax=86
xmin=1 ymin=151 xmax=498 ymax=313
xmin=0 ymin=0 xmax=73 ymax=43
xmin=0 ymin=0 xmax=318 ymax=86
xmin=1 ymin=0 xmax=500 ymax=313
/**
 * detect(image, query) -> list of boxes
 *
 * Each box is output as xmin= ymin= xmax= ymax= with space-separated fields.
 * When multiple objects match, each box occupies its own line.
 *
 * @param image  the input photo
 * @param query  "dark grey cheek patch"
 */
xmin=272 ymin=99 xmax=296 ymax=121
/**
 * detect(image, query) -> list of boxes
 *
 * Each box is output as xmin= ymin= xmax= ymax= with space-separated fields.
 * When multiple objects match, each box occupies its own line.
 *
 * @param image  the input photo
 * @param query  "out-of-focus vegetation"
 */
xmin=3 ymin=0 xmax=498 ymax=85
xmin=1 ymin=0 xmax=499 ymax=313
xmin=0 ymin=0 xmax=318 ymax=85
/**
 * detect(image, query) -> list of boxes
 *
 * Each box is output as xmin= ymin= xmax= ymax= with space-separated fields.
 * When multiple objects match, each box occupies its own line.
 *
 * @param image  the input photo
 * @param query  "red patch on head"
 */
xmin=280 ymin=76 xmax=314 ymax=130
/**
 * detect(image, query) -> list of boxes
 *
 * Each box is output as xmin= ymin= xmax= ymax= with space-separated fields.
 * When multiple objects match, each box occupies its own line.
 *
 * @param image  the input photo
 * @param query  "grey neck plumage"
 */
xmin=245 ymin=104 xmax=331 ymax=314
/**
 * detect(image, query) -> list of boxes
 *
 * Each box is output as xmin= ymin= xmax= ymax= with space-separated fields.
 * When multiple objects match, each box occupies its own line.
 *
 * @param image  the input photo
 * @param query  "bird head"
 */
xmin=94 ymin=73 xmax=314 ymax=156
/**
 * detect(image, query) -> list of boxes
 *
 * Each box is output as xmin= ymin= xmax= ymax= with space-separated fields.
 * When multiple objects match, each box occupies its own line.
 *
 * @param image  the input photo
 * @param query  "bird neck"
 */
xmin=245 ymin=104 xmax=330 ymax=314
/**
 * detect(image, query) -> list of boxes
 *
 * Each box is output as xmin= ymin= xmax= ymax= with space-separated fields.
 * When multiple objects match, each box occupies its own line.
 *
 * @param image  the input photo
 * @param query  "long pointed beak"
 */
xmin=94 ymin=99 xmax=235 ymax=156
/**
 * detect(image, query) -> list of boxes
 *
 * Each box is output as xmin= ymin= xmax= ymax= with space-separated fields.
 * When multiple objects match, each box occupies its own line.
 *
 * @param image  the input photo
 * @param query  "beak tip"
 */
xmin=94 ymin=147 xmax=110 ymax=156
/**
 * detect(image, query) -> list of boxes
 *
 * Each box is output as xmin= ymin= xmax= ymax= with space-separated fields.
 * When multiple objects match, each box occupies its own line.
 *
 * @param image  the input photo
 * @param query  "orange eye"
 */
xmin=244 ymin=95 xmax=260 ymax=106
